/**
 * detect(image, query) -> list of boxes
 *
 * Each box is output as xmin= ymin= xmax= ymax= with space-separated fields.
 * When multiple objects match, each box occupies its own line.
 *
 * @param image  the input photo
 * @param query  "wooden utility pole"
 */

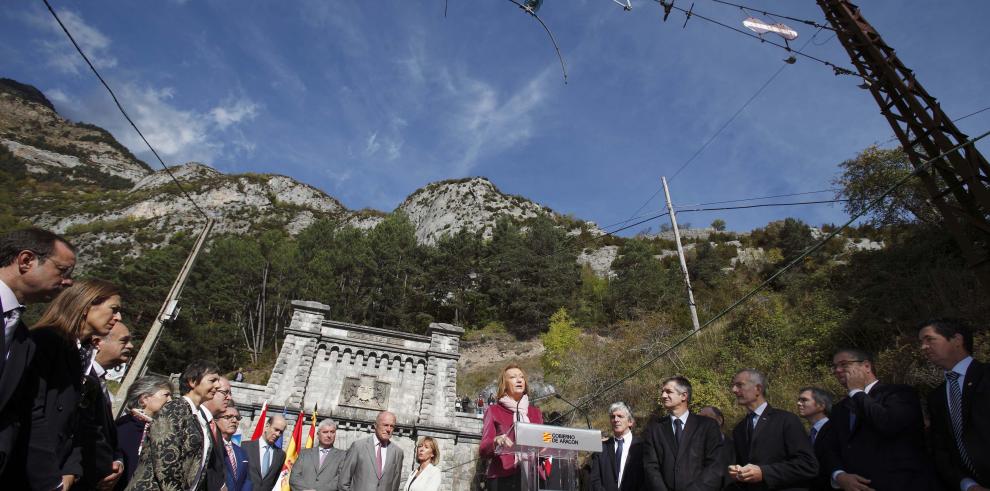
xmin=818 ymin=0 xmax=990 ymax=290
xmin=113 ymin=218 xmax=214 ymax=416
xmin=662 ymin=177 xmax=701 ymax=331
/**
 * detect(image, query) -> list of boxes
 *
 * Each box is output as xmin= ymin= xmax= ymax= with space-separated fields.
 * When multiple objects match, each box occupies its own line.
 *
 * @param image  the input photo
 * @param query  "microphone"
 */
xmin=516 ymin=397 xmax=522 ymax=423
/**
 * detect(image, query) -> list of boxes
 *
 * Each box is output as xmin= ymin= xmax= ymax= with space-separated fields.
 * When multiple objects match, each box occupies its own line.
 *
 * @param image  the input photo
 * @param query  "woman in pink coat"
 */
xmin=479 ymin=363 xmax=544 ymax=491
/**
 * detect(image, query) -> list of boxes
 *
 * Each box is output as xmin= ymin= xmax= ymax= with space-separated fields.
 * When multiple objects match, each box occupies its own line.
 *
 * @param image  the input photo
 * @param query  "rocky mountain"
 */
xmin=0 ymin=78 xmax=599 ymax=260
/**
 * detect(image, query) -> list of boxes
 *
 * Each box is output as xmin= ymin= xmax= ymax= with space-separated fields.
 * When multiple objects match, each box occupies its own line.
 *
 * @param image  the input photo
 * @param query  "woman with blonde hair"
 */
xmin=403 ymin=436 xmax=442 ymax=491
xmin=479 ymin=363 xmax=544 ymax=491
xmin=25 ymin=279 xmax=123 ymax=490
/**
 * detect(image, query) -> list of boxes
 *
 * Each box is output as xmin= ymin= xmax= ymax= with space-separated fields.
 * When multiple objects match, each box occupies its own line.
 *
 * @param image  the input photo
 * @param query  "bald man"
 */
xmin=340 ymin=411 xmax=405 ymax=491
xmin=244 ymin=415 xmax=287 ymax=490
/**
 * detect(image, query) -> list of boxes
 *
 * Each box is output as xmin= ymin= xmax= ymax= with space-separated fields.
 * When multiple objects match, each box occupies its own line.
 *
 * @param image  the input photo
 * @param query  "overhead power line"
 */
xmin=551 ymin=127 xmax=990 ymax=425
xmin=42 ymin=0 xmax=210 ymax=220
xmin=880 ymin=104 xmax=990 ymax=146
xmin=674 ymin=188 xmax=840 ymax=208
xmin=706 ymin=0 xmax=836 ymax=32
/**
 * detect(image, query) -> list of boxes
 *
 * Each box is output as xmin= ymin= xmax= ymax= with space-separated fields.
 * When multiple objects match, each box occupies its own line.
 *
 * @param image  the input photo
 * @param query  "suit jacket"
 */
xmin=76 ymin=368 xmax=122 ymax=490
xmin=115 ymin=413 xmax=150 ymax=491
xmin=730 ymin=405 xmax=818 ymax=491
xmin=642 ymin=414 xmax=725 ymax=491
xmin=243 ymin=439 xmax=287 ymax=491
xmin=203 ymin=413 xmax=227 ymax=491
xmin=822 ymin=383 xmax=935 ymax=491
xmin=126 ymin=397 xmax=210 ymax=491
xmin=340 ymin=436 xmax=404 ymax=491
xmin=0 ymin=301 xmax=34 ymax=480
xmin=290 ymin=446 xmax=346 ymax=491
xmin=588 ymin=435 xmax=644 ymax=491
xmin=479 ymin=404 xmax=544 ymax=479
xmin=23 ymin=327 xmax=88 ymax=491
xmin=402 ymin=463 xmax=441 ymax=491
xmin=929 ymin=359 xmax=990 ymax=489
xmin=808 ymin=421 xmax=832 ymax=491
xmin=222 ymin=440 xmax=252 ymax=491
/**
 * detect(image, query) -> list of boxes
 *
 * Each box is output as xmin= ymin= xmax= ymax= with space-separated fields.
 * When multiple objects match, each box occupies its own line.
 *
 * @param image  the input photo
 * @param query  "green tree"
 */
xmin=541 ymin=307 xmax=580 ymax=380
xmin=835 ymin=145 xmax=938 ymax=226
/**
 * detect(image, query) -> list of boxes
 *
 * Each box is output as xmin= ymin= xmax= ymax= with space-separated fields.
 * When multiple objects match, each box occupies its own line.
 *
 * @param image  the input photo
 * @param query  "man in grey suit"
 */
xmin=243 ymin=415 xmax=288 ymax=491
xmin=341 ymin=411 xmax=405 ymax=491
xmin=291 ymin=418 xmax=347 ymax=491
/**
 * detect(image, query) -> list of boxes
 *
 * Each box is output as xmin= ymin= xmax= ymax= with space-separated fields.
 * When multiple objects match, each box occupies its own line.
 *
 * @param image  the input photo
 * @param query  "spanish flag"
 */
xmin=277 ymin=410 xmax=306 ymax=491
xmin=249 ymin=400 xmax=269 ymax=441
xmin=305 ymin=404 xmax=318 ymax=449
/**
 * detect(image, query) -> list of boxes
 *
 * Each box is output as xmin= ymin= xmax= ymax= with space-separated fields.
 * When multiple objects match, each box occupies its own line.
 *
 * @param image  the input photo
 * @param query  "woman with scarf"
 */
xmin=479 ymin=363 xmax=544 ymax=491
xmin=114 ymin=375 xmax=174 ymax=490
xmin=23 ymin=279 xmax=123 ymax=490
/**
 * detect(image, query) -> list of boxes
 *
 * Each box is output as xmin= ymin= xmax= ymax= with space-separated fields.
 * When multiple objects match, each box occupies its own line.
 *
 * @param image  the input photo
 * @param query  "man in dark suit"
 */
xmin=588 ymin=401 xmax=644 ymax=491
xmin=202 ymin=377 xmax=233 ymax=491
xmin=795 ymin=387 xmax=832 ymax=491
xmin=218 ymin=406 xmax=252 ymax=491
xmin=243 ymin=415 xmax=288 ymax=491
xmin=728 ymin=368 xmax=817 ymax=490
xmin=919 ymin=319 xmax=989 ymax=491
xmin=290 ymin=418 xmax=346 ymax=491
xmin=71 ymin=321 xmax=133 ymax=490
xmin=822 ymin=348 xmax=935 ymax=491
xmin=0 ymin=228 xmax=75 ymax=480
xmin=642 ymin=376 xmax=725 ymax=491
xmin=698 ymin=406 xmax=735 ymax=490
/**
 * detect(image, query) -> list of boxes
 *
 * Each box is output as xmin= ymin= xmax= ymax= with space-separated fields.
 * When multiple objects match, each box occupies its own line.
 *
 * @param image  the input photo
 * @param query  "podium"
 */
xmin=494 ymin=422 xmax=602 ymax=491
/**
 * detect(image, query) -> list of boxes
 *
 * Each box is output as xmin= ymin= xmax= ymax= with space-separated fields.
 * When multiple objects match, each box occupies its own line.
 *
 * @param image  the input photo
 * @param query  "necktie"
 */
xmin=320 ymin=448 xmax=329 ymax=468
xmin=673 ymin=418 xmax=683 ymax=450
xmin=376 ymin=443 xmax=384 ymax=479
xmin=78 ymin=342 xmax=94 ymax=374
xmin=746 ymin=412 xmax=757 ymax=445
xmin=809 ymin=426 xmax=818 ymax=446
xmin=847 ymin=399 xmax=857 ymax=432
xmin=262 ymin=444 xmax=272 ymax=476
xmin=946 ymin=371 xmax=976 ymax=476
xmin=226 ymin=441 xmax=237 ymax=473
xmin=614 ymin=436 xmax=624 ymax=481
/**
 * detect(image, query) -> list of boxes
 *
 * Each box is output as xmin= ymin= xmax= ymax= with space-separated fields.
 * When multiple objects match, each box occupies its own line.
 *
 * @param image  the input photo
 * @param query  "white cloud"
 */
xmin=25 ymin=9 xmax=117 ymax=75
xmin=210 ymin=98 xmax=259 ymax=129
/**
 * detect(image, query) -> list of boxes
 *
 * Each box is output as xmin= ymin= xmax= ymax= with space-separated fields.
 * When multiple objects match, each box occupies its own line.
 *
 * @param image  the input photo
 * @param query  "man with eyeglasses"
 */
xmin=217 ymin=406 xmax=251 ymax=491
xmin=72 ymin=322 xmax=135 ymax=490
xmin=0 ymin=228 xmax=75 ymax=480
xmin=821 ymin=348 xmax=935 ymax=491
xmin=202 ymin=377 xmax=234 ymax=491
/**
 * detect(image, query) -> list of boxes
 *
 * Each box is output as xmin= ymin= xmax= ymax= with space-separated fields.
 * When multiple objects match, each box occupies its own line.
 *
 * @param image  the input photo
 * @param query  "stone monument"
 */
xmin=230 ymin=300 xmax=483 ymax=491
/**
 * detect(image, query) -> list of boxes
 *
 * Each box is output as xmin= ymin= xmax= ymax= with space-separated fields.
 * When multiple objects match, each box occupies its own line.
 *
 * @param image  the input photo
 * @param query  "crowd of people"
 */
xmin=1 ymin=227 xmax=986 ymax=491
xmin=0 ymin=228 xmax=441 ymax=491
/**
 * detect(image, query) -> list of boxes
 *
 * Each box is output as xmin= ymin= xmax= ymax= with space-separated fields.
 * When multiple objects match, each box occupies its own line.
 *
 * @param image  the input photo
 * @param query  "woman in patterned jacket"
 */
xmin=126 ymin=360 xmax=221 ymax=491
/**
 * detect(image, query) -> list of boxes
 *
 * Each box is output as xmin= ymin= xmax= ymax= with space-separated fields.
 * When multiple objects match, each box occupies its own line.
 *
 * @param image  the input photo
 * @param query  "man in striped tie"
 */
xmin=919 ymin=319 xmax=989 ymax=491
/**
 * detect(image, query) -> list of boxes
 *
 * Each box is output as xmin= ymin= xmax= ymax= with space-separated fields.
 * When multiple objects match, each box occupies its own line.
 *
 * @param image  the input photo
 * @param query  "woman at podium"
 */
xmin=480 ymin=363 xmax=544 ymax=491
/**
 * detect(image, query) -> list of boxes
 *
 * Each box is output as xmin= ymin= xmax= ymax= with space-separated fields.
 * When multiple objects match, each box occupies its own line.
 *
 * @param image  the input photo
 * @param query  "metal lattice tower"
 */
xmin=818 ymin=0 xmax=990 ymax=288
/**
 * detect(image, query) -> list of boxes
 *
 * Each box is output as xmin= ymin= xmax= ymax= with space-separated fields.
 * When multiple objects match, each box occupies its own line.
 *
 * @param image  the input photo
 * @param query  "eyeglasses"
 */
xmin=829 ymin=359 xmax=864 ymax=371
xmin=216 ymin=389 xmax=232 ymax=398
xmin=31 ymin=250 xmax=75 ymax=279
xmin=219 ymin=415 xmax=242 ymax=421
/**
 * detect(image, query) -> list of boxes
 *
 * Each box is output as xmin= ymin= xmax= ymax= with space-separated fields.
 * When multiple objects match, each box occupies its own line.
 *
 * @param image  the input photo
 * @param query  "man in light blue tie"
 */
xmin=919 ymin=319 xmax=989 ymax=491
xmin=243 ymin=415 xmax=287 ymax=491
xmin=796 ymin=387 xmax=832 ymax=491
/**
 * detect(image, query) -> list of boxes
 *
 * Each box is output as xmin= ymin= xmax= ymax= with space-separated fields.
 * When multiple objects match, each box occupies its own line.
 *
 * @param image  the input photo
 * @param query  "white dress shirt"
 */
xmin=1 ymin=279 xmax=24 ymax=356
xmin=614 ymin=429 xmax=632 ymax=485
xmin=184 ymin=396 xmax=211 ymax=491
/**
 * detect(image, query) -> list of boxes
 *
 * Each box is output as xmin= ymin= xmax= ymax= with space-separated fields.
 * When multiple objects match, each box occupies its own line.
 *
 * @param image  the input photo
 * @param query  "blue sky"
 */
xmin=3 ymin=0 xmax=989 ymax=233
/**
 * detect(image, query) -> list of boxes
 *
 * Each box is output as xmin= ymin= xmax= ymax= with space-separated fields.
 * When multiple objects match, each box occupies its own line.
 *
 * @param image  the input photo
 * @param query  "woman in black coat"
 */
xmin=114 ymin=375 xmax=173 ymax=491
xmin=24 ymin=279 xmax=123 ymax=491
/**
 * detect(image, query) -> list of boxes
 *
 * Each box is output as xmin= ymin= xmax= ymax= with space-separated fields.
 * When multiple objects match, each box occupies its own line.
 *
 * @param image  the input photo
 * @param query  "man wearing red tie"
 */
xmin=340 ymin=411 xmax=405 ymax=491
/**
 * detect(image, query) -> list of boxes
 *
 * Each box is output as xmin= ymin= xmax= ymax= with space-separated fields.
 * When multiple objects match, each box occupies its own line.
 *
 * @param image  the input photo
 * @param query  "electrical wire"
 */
xmin=652 ymin=0 xmax=860 ymax=79
xmin=706 ymin=0 xmax=836 ymax=31
xmin=674 ymin=188 xmax=841 ymax=208
xmin=550 ymin=127 xmax=990 ymax=424
xmin=880 ymin=104 xmax=990 ymax=146
xmin=677 ymin=198 xmax=847 ymax=214
xmin=42 ymin=0 xmax=211 ymax=220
